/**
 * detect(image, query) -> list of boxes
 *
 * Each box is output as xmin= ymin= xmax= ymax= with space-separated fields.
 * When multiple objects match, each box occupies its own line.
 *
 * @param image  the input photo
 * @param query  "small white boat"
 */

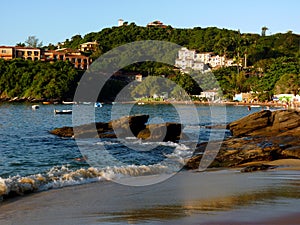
xmin=32 ymin=105 xmax=39 ymax=110
xmin=94 ymin=102 xmax=103 ymax=107
xmin=54 ymin=109 xmax=72 ymax=114
xmin=62 ymin=101 xmax=77 ymax=105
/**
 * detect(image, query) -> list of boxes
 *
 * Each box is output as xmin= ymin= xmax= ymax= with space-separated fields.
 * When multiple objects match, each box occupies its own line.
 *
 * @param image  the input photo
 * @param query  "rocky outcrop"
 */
xmin=50 ymin=115 xmax=183 ymax=142
xmin=227 ymin=110 xmax=300 ymax=137
xmin=186 ymin=109 xmax=300 ymax=171
xmin=137 ymin=123 xmax=182 ymax=142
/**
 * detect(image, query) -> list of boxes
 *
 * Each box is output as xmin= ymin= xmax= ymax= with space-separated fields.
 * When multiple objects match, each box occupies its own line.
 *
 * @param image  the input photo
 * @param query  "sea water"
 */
xmin=0 ymin=103 xmax=263 ymax=198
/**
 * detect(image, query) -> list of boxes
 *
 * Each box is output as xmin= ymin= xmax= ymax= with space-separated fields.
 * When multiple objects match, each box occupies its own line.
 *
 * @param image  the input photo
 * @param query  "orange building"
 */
xmin=0 ymin=46 xmax=14 ymax=60
xmin=0 ymin=46 xmax=42 ymax=61
xmin=0 ymin=45 xmax=91 ymax=69
xmin=44 ymin=49 xmax=91 ymax=70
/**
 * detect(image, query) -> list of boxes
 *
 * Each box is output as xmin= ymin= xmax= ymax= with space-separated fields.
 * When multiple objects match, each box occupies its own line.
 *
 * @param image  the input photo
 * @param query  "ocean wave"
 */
xmin=0 ymin=164 xmax=170 ymax=201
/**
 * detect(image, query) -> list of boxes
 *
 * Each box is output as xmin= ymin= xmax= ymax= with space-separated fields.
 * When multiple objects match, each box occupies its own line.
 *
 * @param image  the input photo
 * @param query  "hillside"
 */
xmin=60 ymin=23 xmax=300 ymax=66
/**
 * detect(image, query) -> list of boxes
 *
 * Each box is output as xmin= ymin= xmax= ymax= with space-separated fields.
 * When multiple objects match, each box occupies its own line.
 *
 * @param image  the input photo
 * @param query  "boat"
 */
xmin=32 ymin=105 xmax=40 ymax=110
xmin=42 ymin=101 xmax=51 ymax=105
xmin=54 ymin=109 xmax=72 ymax=114
xmin=94 ymin=102 xmax=103 ymax=107
xmin=62 ymin=101 xmax=77 ymax=105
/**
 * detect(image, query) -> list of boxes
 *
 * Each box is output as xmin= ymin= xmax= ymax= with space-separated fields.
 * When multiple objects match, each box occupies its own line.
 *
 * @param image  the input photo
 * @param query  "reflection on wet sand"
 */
xmin=94 ymin=182 xmax=300 ymax=223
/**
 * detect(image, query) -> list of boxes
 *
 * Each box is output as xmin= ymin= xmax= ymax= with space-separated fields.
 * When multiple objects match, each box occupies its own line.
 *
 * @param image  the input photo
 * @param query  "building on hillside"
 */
xmin=79 ymin=41 xmax=98 ymax=52
xmin=197 ymin=89 xmax=220 ymax=102
xmin=175 ymin=47 xmax=234 ymax=72
xmin=14 ymin=46 xmax=43 ymax=61
xmin=0 ymin=46 xmax=14 ymax=60
xmin=0 ymin=46 xmax=42 ymax=61
xmin=118 ymin=19 xmax=124 ymax=27
xmin=147 ymin=21 xmax=167 ymax=28
xmin=175 ymin=47 xmax=208 ymax=72
xmin=233 ymin=92 xmax=253 ymax=102
xmin=44 ymin=49 xmax=91 ymax=69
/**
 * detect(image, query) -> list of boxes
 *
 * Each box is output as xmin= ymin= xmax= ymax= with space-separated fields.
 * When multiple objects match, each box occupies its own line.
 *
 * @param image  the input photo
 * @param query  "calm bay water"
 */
xmin=1 ymin=103 xmax=300 ymax=225
xmin=0 ymin=103 xmax=261 ymax=179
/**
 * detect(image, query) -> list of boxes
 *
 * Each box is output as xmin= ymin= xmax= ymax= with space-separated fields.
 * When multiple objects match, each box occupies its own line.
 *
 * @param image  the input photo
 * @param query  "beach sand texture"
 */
xmin=0 ymin=167 xmax=300 ymax=225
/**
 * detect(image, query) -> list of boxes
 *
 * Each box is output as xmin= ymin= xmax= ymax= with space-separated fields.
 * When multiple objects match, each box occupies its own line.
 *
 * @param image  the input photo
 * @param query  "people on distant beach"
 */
xmin=247 ymin=106 xmax=251 ymax=111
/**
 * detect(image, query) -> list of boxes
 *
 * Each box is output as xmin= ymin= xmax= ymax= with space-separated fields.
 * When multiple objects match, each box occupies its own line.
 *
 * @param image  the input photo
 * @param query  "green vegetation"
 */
xmin=61 ymin=24 xmax=299 ymax=66
xmin=1 ymin=24 xmax=299 ymax=101
xmin=0 ymin=59 xmax=82 ymax=100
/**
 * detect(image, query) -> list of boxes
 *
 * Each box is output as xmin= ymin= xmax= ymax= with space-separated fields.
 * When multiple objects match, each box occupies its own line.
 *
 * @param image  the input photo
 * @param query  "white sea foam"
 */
xmin=0 ymin=164 xmax=171 ymax=200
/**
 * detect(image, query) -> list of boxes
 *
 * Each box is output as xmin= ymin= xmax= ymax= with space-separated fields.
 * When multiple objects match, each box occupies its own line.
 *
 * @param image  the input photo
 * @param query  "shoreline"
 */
xmin=0 ymin=96 xmax=294 ymax=108
xmin=0 ymin=166 xmax=299 ymax=224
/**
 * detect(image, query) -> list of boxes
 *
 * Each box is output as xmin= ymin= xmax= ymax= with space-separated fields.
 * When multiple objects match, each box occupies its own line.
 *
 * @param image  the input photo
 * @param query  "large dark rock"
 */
xmin=109 ymin=115 xmax=149 ymax=138
xmin=137 ymin=123 xmax=182 ymax=142
xmin=227 ymin=110 xmax=300 ymax=137
xmin=226 ymin=110 xmax=272 ymax=137
xmin=186 ymin=109 xmax=300 ymax=171
xmin=50 ymin=115 xmax=182 ymax=142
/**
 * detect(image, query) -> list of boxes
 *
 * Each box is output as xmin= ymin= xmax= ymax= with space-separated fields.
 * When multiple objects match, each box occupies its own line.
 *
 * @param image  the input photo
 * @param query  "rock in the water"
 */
xmin=50 ymin=126 xmax=74 ymax=137
xmin=137 ymin=122 xmax=182 ymax=142
xmin=186 ymin=110 xmax=300 ymax=170
xmin=226 ymin=110 xmax=272 ymax=137
xmin=227 ymin=110 xmax=300 ymax=137
xmin=50 ymin=114 xmax=182 ymax=142
xmin=109 ymin=115 xmax=149 ymax=138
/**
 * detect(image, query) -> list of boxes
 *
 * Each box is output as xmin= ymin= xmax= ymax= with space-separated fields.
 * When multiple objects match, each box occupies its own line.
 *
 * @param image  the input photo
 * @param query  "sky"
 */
xmin=1 ymin=0 xmax=299 ymax=46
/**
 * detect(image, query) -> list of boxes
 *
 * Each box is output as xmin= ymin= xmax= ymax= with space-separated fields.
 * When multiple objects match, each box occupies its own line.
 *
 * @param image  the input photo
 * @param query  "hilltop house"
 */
xmin=147 ymin=21 xmax=167 ymax=28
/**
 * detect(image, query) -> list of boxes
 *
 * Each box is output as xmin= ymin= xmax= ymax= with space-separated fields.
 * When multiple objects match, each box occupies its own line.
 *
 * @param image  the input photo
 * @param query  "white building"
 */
xmin=175 ymin=47 xmax=233 ymax=71
xmin=118 ymin=19 xmax=124 ymax=27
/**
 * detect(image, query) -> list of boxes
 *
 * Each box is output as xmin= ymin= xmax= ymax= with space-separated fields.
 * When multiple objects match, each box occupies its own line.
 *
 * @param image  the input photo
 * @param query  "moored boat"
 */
xmin=54 ymin=109 xmax=72 ymax=114
xmin=32 ymin=105 xmax=40 ymax=110
xmin=94 ymin=102 xmax=103 ymax=107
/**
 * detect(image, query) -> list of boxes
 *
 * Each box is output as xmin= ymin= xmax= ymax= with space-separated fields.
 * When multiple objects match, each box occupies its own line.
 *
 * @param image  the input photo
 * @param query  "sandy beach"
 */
xmin=0 ymin=161 xmax=300 ymax=225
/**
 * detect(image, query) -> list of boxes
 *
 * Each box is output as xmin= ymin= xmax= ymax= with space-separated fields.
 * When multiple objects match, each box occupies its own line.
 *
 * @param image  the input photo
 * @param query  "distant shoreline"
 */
xmin=1 ymin=97 xmax=298 ymax=110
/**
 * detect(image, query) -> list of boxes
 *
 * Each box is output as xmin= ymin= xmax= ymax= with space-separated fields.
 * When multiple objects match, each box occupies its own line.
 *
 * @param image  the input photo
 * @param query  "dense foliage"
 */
xmin=1 ymin=25 xmax=299 ymax=101
xmin=61 ymin=24 xmax=300 ymax=66
xmin=0 ymin=59 xmax=82 ymax=100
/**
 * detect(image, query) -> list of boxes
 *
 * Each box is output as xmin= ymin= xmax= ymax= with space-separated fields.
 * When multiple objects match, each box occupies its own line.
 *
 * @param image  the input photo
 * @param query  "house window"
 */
xmin=34 ymin=57 xmax=38 ymax=61
xmin=71 ymin=58 xmax=75 ymax=63
xmin=59 ymin=55 xmax=64 ymax=60
xmin=77 ymin=58 xmax=81 ymax=63
xmin=27 ymin=51 xmax=32 ymax=56
xmin=1 ymin=50 xmax=6 ymax=53
xmin=27 ymin=57 xmax=32 ymax=61
xmin=34 ymin=51 xmax=39 ymax=56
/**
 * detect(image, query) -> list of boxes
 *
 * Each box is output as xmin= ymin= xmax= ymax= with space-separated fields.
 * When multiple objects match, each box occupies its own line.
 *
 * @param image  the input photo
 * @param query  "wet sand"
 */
xmin=0 ymin=167 xmax=300 ymax=225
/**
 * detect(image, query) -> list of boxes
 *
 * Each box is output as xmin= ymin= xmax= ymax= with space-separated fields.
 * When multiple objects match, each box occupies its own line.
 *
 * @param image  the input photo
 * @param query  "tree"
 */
xmin=261 ymin=27 xmax=268 ymax=37
xmin=274 ymin=73 xmax=300 ymax=95
xmin=16 ymin=42 xmax=25 ymax=47
xmin=25 ymin=36 xmax=43 ymax=48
